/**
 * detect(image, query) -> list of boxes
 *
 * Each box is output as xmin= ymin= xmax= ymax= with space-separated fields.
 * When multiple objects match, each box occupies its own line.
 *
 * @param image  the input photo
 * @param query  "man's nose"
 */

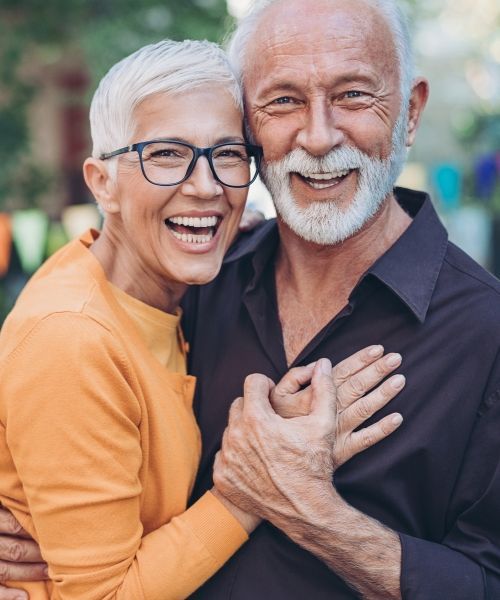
xmin=296 ymin=100 xmax=344 ymax=156
xmin=180 ymin=156 xmax=222 ymax=200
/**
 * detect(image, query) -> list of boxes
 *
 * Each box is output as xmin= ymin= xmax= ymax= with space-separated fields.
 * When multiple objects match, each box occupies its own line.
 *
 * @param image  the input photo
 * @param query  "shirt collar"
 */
xmin=224 ymin=188 xmax=448 ymax=323
xmin=366 ymin=188 xmax=448 ymax=323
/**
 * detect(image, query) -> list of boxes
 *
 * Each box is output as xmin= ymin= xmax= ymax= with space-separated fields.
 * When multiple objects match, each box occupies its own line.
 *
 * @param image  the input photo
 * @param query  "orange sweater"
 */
xmin=0 ymin=230 xmax=247 ymax=599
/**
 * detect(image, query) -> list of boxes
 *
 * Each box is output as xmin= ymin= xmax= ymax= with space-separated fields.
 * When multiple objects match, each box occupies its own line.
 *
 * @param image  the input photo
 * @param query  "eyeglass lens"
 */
xmin=140 ymin=142 xmax=258 ymax=187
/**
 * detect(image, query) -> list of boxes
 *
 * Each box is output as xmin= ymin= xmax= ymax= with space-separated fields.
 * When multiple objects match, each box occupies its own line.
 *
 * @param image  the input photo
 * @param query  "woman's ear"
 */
xmin=406 ymin=78 xmax=429 ymax=148
xmin=83 ymin=158 xmax=120 ymax=214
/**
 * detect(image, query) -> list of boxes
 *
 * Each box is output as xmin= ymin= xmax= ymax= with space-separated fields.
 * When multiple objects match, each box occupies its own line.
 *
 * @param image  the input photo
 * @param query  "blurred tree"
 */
xmin=0 ymin=0 xmax=232 ymax=212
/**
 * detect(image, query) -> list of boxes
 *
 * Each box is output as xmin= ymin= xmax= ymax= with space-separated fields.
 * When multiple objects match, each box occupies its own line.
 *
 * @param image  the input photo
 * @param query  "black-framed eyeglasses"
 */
xmin=100 ymin=140 xmax=263 ymax=188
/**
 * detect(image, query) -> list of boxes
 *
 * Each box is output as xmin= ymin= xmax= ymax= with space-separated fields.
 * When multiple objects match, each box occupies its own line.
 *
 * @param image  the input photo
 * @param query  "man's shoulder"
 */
xmin=443 ymin=241 xmax=500 ymax=299
xmin=437 ymin=241 xmax=500 ymax=334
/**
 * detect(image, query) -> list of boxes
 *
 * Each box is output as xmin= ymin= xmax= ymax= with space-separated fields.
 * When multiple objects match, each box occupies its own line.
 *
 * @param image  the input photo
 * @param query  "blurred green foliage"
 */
xmin=0 ymin=0 xmax=232 ymax=211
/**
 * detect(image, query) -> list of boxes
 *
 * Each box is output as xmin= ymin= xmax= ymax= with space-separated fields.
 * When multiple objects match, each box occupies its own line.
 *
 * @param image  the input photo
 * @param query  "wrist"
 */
xmin=210 ymin=487 xmax=261 ymax=534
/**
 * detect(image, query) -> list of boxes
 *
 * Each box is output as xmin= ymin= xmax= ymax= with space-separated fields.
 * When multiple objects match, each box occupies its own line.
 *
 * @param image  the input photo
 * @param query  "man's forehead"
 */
xmin=244 ymin=0 xmax=395 ymax=87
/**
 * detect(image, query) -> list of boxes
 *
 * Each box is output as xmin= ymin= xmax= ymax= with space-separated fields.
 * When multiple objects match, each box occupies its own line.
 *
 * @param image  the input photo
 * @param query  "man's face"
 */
xmin=244 ymin=0 xmax=409 ymax=244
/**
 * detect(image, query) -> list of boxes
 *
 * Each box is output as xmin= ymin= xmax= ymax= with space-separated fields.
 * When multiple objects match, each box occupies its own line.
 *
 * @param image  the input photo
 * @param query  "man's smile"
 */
xmin=294 ymin=169 xmax=354 ymax=190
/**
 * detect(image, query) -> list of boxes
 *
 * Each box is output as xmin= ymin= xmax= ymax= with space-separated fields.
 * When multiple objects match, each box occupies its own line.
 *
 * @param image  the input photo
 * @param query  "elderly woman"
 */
xmin=0 ymin=40 xmax=404 ymax=599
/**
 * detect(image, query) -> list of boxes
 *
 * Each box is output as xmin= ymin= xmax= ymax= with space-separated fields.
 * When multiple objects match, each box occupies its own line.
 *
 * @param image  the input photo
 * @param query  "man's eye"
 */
xmin=272 ymin=97 xmax=295 ymax=105
xmin=344 ymin=91 xmax=365 ymax=99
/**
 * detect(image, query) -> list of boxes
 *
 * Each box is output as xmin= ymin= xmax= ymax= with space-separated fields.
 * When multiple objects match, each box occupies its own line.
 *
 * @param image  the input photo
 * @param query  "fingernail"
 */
xmin=391 ymin=413 xmax=403 ymax=426
xmin=386 ymin=353 xmax=402 ymax=367
xmin=391 ymin=374 xmax=406 ymax=389
xmin=319 ymin=358 xmax=332 ymax=374
xmin=369 ymin=345 xmax=384 ymax=357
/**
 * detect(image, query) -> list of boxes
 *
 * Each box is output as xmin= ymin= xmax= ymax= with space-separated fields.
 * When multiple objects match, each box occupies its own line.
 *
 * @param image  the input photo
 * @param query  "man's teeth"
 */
xmin=170 ymin=231 xmax=214 ymax=244
xmin=169 ymin=215 xmax=218 ymax=227
xmin=299 ymin=170 xmax=351 ymax=190
xmin=302 ymin=170 xmax=351 ymax=180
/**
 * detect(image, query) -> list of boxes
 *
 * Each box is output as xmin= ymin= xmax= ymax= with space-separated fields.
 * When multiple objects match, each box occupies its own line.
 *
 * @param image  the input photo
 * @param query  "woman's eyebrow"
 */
xmin=142 ymin=135 xmax=246 ymax=145
xmin=214 ymin=136 xmax=246 ymax=144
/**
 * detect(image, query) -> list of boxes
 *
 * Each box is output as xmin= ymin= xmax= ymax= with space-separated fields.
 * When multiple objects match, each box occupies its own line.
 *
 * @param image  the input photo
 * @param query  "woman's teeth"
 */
xmin=165 ymin=215 xmax=220 ymax=244
xmin=170 ymin=231 xmax=214 ymax=244
xmin=169 ymin=215 xmax=218 ymax=227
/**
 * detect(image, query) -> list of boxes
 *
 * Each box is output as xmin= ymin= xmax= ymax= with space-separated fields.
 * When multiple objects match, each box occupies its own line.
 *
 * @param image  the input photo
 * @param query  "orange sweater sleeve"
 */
xmin=0 ymin=313 xmax=247 ymax=600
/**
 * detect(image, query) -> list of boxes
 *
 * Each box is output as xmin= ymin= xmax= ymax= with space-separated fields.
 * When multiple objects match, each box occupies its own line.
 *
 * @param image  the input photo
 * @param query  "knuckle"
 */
xmin=361 ymin=430 xmax=375 ymax=449
xmin=348 ymin=376 xmax=366 ymax=398
xmin=7 ymin=541 xmax=26 ymax=563
xmin=355 ymin=400 xmax=372 ymax=421
xmin=5 ymin=514 xmax=23 ymax=536
xmin=375 ymin=360 xmax=389 ymax=377
xmin=212 ymin=469 xmax=224 ymax=489
xmin=228 ymin=398 xmax=242 ymax=420
xmin=333 ymin=363 xmax=350 ymax=383
xmin=0 ymin=561 xmax=11 ymax=582
xmin=379 ymin=382 xmax=393 ymax=400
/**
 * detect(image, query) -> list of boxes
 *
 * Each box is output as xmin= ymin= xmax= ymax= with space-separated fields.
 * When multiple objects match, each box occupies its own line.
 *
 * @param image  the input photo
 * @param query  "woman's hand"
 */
xmin=270 ymin=345 xmax=405 ymax=466
xmin=0 ymin=506 xmax=48 ymax=599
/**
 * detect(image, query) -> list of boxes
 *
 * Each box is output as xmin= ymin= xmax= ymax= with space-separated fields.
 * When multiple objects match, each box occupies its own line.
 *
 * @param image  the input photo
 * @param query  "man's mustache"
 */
xmin=262 ymin=146 xmax=377 ymax=175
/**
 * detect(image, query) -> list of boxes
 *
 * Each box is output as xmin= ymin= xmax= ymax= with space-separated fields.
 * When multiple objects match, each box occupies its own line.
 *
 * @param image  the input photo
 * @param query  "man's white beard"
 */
xmin=260 ymin=110 xmax=409 ymax=245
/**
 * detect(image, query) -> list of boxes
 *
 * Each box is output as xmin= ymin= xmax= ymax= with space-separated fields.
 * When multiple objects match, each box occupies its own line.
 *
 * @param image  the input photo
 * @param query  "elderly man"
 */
xmin=1 ymin=0 xmax=500 ymax=598
xmin=184 ymin=1 xmax=500 ymax=598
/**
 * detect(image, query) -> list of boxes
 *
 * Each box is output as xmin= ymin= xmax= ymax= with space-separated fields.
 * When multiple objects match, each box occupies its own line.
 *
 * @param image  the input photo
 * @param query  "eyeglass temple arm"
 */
xmin=99 ymin=145 xmax=137 ymax=161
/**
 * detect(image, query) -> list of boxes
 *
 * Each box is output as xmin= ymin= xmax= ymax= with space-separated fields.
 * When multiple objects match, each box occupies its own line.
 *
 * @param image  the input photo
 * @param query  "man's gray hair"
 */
xmin=90 ymin=39 xmax=243 ymax=160
xmin=226 ymin=0 xmax=415 ymax=109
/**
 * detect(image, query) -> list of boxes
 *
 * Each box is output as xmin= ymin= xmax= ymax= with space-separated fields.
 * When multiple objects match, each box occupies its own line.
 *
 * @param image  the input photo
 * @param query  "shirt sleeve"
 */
xmin=0 ymin=313 xmax=247 ymax=600
xmin=399 ymin=386 xmax=500 ymax=600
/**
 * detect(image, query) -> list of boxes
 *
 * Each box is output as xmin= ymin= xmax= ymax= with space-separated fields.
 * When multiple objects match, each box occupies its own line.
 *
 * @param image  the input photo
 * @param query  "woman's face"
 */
xmin=107 ymin=86 xmax=248 ymax=288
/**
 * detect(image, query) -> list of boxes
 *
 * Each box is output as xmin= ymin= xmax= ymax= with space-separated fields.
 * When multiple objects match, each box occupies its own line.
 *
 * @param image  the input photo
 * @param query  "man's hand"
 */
xmin=213 ymin=359 xmax=337 ymax=518
xmin=213 ymin=352 xmax=404 ymax=519
xmin=269 ymin=345 xmax=404 ymax=466
xmin=213 ymin=356 xmax=404 ymax=599
xmin=0 ymin=507 xmax=47 ymax=599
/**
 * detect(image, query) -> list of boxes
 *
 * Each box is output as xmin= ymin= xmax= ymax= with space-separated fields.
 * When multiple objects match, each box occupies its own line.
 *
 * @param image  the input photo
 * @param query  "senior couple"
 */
xmin=1 ymin=0 xmax=500 ymax=599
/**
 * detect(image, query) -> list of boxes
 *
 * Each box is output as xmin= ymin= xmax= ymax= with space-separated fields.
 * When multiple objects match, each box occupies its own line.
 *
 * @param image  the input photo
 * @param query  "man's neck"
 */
xmin=275 ymin=194 xmax=412 ymax=364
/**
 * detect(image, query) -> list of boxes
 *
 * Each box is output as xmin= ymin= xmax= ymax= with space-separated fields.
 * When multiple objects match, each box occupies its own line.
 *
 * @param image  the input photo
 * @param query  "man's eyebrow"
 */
xmin=331 ymin=71 xmax=379 ymax=87
xmin=255 ymin=81 xmax=303 ymax=99
xmin=255 ymin=71 xmax=380 ymax=99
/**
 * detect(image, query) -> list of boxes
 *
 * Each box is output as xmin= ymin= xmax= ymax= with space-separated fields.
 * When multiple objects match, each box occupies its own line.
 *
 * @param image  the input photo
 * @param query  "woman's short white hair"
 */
xmin=90 ymin=39 xmax=243 ymax=159
xmin=226 ymin=0 xmax=415 ymax=109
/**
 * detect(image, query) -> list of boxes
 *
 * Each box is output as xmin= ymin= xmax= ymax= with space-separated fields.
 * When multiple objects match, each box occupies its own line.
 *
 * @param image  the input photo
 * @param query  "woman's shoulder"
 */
xmin=0 ymin=242 xmax=121 ymax=363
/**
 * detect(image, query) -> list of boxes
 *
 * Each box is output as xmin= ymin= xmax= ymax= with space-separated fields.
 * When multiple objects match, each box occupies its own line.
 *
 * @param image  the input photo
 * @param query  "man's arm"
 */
xmin=213 ymin=358 xmax=500 ymax=600
xmin=214 ymin=357 xmax=403 ymax=599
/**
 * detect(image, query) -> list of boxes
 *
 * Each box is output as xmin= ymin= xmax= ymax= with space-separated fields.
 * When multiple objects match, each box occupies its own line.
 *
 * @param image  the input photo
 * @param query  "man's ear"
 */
xmin=406 ymin=78 xmax=429 ymax=148
xmin=83 ymin=158 xmax=120 ymax=214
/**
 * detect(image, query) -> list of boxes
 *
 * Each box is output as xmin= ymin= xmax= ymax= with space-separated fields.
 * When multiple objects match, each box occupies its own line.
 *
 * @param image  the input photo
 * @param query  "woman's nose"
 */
xmin=180 ymin=156 xmax=223 ymax=200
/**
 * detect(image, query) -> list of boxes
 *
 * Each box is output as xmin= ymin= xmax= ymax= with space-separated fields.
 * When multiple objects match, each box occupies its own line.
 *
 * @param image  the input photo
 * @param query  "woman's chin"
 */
xmin=168 ymin=262 xmax=223 ymax=287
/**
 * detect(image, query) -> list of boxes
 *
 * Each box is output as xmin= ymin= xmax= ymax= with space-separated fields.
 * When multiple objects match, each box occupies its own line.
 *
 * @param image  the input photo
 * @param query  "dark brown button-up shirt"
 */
xmin=183 ymin=188 xmax=500 ymax=600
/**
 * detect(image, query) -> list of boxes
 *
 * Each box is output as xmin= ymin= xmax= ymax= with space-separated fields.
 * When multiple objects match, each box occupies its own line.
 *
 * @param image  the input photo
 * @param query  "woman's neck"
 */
xmin=90 ymin=227 xmax=187 ymax=315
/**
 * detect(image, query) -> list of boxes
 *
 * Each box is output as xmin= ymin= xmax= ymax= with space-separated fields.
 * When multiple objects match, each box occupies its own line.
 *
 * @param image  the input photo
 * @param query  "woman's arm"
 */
xmin=0 ymin=313 xmax=247 ymax=600
xmin=0 ymin=342 xmax=404 ymax=599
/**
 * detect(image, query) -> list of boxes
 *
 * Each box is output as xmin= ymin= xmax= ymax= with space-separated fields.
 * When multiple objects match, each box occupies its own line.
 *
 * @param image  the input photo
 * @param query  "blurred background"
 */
xmin=0 ymin=0 xmax=499 ymax=322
